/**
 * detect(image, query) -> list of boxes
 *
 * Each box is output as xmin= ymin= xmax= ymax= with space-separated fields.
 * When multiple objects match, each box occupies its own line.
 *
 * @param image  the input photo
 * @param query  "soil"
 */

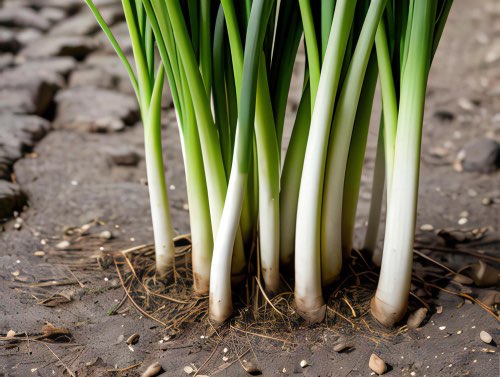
xmin=1 ymin=1 xmax=499 ymax=376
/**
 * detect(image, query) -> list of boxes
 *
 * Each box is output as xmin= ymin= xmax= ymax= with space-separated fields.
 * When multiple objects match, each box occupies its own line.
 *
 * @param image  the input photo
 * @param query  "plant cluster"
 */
xmin=86 ymin=0 xmax=453 ymax=327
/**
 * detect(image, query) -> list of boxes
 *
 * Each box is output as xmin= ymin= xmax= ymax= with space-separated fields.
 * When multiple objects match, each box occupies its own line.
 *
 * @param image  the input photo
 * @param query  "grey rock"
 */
xmin=107 ymin=146 xmax=140 ymax=166
xmin=53 ymin=87 xmax=139 ymax=133
xmin=0 ymin=181 xmax=26 ymax=219
xmin=15 ymin=57 xmax=77 ymax=77
xmin=0 ymin=114 xmax=50 ymax=179
xmin=433 ymin=110 xmax=455 ymax=122
xmin=0 ymin=27 xmax=20 ymax=52
xmin=21 ymin=35 xmax=97 ymax=60
xmin=69 ymin=67 xmax=115 ymax=89
xmin=0 ymin=7 xmax=50 ymax=31
xmin=0 ymin=64 xmax=64 ymax=115
xmin=0 ymin=53 xmax=14 ymax=69
xmin=3 ymin=0 xmax=82 ymax=13
xmin=0 ymin=113 xmax=51 ymax=143
xmin=39 ymin=7 xmax=66 ymax=23
xmin=0 ymin=89 xmax=39 ymax=114
xmin=459 ymin=138 xmax=500 ymax=173
xmin=16 ymin=28 xmax=42 ymax=46
xmin=83 ymin=53 xmax=133 ymax=94
xmin=50 ymin=5 xmax=124 ymax=36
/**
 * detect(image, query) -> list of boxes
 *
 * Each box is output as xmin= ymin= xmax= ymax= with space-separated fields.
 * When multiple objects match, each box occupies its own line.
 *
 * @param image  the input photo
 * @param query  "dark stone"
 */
xmin=82 ymin=53 xmax=133 ymax=94
xmin=3 ymin=0 xmax=82 ymax=13
xmin=0 ymin=180 xmax=26 ymax=219
xmin=53 ymin=87 xmax=139 ymax=133
xmin=0 ymin=89 xmax=39 ymax=114
xmin=39 ymin=7 xmax=66 ymax=23
xmin=0 ymin=64 xmax=64 ymax=115
xmin=0 ymin=113 xmax=51 ymax=143
xmin=0 ymin=53 xmax=14 ymax=69
xmin=15 ymin=57 xmax=77 ymax=78
xmin=107 ymin=146 xmax=140 ymax=166
xmin=433 ymin=110 xmax=455 ymax=122
xmin=21 ymin=36 xmax=97 ymax=60
xmin=0 ymin=7 xmax=50 ymax=31
xmin=69 ymin=67 xmax=115 ymax=89
xmin=459 ymin=138 xmax=500 ymax=173
xmin=16 ymin=28 xmax=42 ymax=46
xmin=0 ymin=114 xmax=50 ymax=179
xmin=0 ymin=27 xmax=20 ymax=52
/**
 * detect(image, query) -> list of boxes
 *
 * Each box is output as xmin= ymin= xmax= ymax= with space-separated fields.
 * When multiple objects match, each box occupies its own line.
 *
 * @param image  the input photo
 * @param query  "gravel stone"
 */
xmin=0 ymin=181 xmax=26 ymax=219
xmin=458 ymin=137 xmax=500 ymax=173
xmin=0 ymin=7 xmax=50 ymax=31
xmin=53 ymin=87 xmax=139 ymax=133
xmin=21 ymin=35 xmax=97 ymax=60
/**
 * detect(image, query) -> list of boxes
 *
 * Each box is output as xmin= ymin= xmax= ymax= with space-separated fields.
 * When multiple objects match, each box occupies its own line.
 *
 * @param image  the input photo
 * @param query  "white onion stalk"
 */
xmin=144 ymin=89 xmax=175 ymax=275
xmin=294 ymin=0 xmax=356 ymax=323
xmin=321 ymin=0 xmax=387 ymax=286
xmin=371 ymin=0 xmax=436 ymax=327
xmin=209 ymin=0 xmax=273 ymax=322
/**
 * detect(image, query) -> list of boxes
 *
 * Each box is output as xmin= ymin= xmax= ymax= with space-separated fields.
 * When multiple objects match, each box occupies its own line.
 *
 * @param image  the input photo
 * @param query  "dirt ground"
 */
xmin=0 ymin=0 xmax=499 ymax=376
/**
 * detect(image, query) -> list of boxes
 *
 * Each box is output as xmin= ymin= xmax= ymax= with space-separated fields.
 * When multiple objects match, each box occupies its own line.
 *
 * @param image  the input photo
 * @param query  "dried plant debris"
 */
xmin=436 ymin=227 xmax=489 ymax=246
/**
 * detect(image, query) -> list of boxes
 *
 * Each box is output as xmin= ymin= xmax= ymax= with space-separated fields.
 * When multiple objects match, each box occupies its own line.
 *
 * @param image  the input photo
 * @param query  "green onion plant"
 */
xmin=85 ymin=0 xmax=453 ymax=327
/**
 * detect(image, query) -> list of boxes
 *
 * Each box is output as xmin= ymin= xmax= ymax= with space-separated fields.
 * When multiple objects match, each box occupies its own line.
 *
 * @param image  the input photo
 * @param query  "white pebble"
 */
xmin=300 ymin=360 xmax=308 ymax=368
xmin=439 ymin=326 xmax=446 ymax=330
xmin=458 ymin=218 xmax=468 ymax=225
xmin=420 ymin=224 xmax=434 ymax=231
xmin=369 ymin=354 xmax=387 ymax=375
xmin=480 ymin=330 xmax=492 ymax=344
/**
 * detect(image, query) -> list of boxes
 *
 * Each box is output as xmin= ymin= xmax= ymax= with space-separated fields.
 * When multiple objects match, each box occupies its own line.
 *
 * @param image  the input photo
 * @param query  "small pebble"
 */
xmin=126 ymin=333 xmax=140 ymax=345
xmin=14 ymin=222 xmax=22 ymax=230
xmin=458 ymin=217 xmax=468 ymax=225
xmin=457 ymin=330 xmax=463 ymax=335
xmin=99 ymin=230 xmax=112 ymax=240
xmin=407 ymin=308 xmax=428 ymax=329
xmin=300 ymin=360 xmax=309 ymax=368
xmin=56 ymin=240 xmax=70 ymax=250
xmin=222 ymin=356 xmax=228 ymax=362
xmin=467 ymin=189 xmax=478 ymax=197
xmin=420 ymin=224 xmax=434 ymax=231
xmin=480 ymin=331 xmax=492 ymax=344
xmin=333 ymin=342 xmax=348 ymax=353
xmin=33 ymin=251 xmax=45 ymax=257
xmin=6 ymin=330 xmax=16 ymax=339
xmin=481 ymin=197 xmax=492 ymax=206
xmin=436 ymin=306 xmax=443 ymax=314
xmin=369 ymin=354 xmax=387 ymax=375
xmin=439 ymin=326 xmax=447 ymax=331
xmin=183 ymin=366 xmax=194 ymax=374
xmin=223 ymin=347 xmax=228 ymax=353
xmin=141 ymin=362 xmax=162 ymax=377
xmin=241 ymin=360 xmax=261 ymax=374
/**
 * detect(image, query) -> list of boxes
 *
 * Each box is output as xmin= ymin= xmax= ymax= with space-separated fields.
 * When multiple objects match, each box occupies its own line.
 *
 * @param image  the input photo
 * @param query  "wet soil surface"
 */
xmin=0 ymin=0 xmax=499 ymax=376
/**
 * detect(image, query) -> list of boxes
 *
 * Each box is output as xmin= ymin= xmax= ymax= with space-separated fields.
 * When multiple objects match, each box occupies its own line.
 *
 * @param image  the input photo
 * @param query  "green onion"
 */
xmin=84 ymin=0 xmax=453 ymax=327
